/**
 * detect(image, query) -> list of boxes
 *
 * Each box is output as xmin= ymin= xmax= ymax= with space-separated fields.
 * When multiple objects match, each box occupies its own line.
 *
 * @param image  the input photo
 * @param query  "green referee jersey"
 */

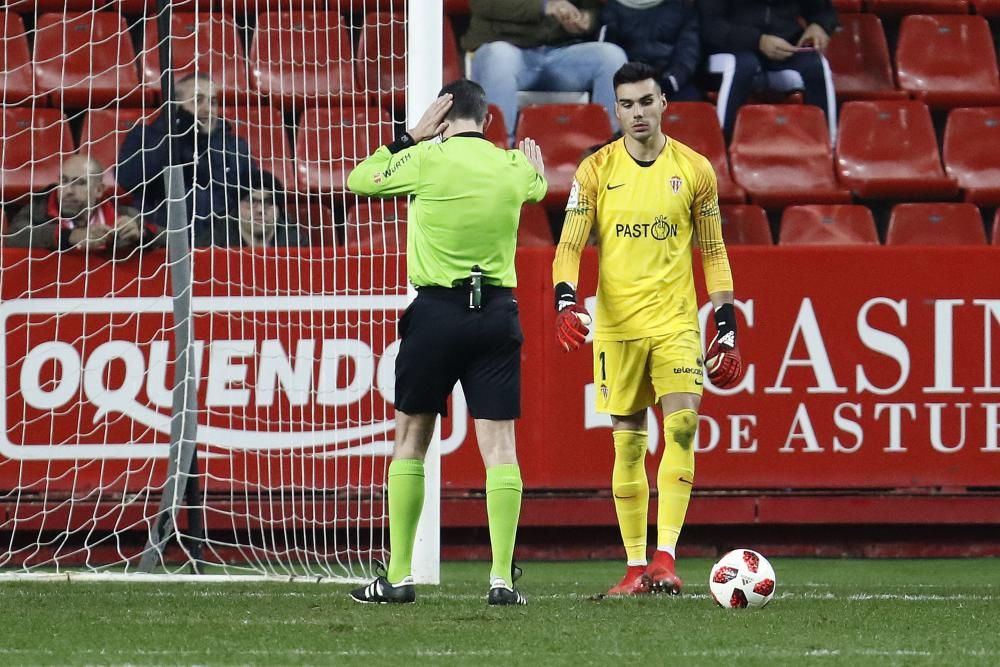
xmin=346 ymin=132 xmax=547 ymax=288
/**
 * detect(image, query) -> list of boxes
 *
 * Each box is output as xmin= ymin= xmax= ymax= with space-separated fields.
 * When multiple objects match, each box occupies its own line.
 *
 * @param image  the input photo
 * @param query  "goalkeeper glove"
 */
xmin=554 ymin=281 xmax=591 ymax=352
xmin=705 ymin=302 xmax=744 ymax=389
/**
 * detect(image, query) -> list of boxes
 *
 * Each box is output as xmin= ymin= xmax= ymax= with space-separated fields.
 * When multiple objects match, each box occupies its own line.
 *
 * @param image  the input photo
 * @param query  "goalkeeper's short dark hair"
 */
xmin=438 ymin=79 xmax=488 ymax=124
xmin=613 ymin=62 xmax=662 ymax=92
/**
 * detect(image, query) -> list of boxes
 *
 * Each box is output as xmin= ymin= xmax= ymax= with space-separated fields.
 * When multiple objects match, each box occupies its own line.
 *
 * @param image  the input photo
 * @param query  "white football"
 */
xmin=575 ymin=312 xmax=592 ymax=327
xmin=708 ymin=549 xmax=776 ymax=609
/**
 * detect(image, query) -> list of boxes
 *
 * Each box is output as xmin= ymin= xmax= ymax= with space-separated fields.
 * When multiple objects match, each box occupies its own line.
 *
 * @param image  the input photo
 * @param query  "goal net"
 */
xmin=0 ymin=0 xmax=441 ymax=581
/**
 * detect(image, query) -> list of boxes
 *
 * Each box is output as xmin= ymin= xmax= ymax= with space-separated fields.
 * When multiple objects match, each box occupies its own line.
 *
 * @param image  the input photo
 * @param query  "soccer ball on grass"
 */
xmin=708 ymin=549 xmax=776 ymax=609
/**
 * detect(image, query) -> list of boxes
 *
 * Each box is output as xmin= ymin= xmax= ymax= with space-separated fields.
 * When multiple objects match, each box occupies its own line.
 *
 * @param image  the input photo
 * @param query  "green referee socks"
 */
xmin=386 ymin=458 xmax=425 ymax=585
xmin=486 ymin=464 xmax=523 ymax=583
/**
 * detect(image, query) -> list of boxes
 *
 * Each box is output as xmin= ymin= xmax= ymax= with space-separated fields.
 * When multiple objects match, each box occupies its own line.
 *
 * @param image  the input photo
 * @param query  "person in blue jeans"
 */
xmin=463 ymin=0 xmax=628 ymax=143
xmin=698 ymin=0 xmax=839 ymax=141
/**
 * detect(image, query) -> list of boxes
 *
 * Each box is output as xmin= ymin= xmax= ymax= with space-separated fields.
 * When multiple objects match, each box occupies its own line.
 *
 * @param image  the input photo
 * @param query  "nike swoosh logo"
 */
xmin=678 ymin=477 xmax=693 ymax=485
xmin=694 ymin=380 xmax=703 ymax=386
xmin=607 ymin=183 xmax=625 ymax=190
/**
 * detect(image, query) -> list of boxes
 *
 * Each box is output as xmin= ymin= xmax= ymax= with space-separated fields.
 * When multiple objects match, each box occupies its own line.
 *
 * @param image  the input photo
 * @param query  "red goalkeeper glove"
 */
xmin=705 ymin=303 xmax=744 ymax=389
xmin=554 ymin=281 xmax=591 ymax=352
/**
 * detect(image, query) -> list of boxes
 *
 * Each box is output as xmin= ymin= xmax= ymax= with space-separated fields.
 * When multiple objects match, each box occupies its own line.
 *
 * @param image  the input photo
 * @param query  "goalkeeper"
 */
xmin=552 ymin=62 xmax=744 ymax=596
xmin=346 ymin=79 xmax=547 ymax=606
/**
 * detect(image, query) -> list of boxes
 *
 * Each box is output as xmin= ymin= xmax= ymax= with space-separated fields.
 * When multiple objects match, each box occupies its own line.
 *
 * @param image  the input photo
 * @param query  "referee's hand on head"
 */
xmin=407 ymin=94 xmax=453 ymax=143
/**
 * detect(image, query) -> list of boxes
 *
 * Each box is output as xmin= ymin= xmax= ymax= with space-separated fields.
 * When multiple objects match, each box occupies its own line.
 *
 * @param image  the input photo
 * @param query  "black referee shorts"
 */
xmin=393 ymin=286 xmax=523 ymax=420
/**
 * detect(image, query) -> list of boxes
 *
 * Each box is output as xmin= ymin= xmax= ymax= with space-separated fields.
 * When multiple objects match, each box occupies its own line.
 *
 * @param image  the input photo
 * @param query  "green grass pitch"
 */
xmin=1 ymin=559 xmax=996 ymax=665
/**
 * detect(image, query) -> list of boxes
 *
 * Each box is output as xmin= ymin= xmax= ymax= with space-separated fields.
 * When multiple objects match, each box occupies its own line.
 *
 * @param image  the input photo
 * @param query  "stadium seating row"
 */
xmin=720 ymin=203 xmax=998 ymax=246
xmin=6 ymin=1 xmax=428 ymax=11
xmin=5 ymin=196 xmax=990 ymax=249
xmin=2 ymin=12 xmax=998 ymax=110
xmin=507 ymin=100 xmax=1000 ymax=209
xmin=346 ymin=201 xmax=999 ymax=252
xmin=2 ymin=100 xmax=998 ymax=208
xmin=0 ymin=11 xmax=451 ymax=109
xmin=827 ymin=13 xmax=1000 ymax=108
xmin=833 ymin=0 xmax=1000 ymax=16
xmin=6 ymin=0 xmax=998 ymax=20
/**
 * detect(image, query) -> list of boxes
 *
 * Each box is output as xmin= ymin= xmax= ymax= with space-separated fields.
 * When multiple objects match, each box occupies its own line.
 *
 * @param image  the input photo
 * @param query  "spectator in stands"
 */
xmin=602 ymin=0 xmax=703 ymax=102
xmin=116 ymin=73 xmax=257 ymax=237
xmin=197 ymin=171 xmax=305 ymax=248
xmin=699 ymin=0 xmax=838 ymax=141
xmin=463 ymin=0 xmax=628 ymax=143
xmin=6 ymin=154 xmax=158 ymax=255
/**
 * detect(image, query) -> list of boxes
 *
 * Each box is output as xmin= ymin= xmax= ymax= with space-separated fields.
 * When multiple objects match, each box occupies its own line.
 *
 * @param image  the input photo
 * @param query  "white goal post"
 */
xmin=0 ymin=0 xmax=443 ymax=583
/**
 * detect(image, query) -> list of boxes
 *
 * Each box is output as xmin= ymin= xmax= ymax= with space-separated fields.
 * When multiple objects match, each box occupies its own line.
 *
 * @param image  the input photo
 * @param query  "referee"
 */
xmin=346 ymin=79 xmax=547 ymax=606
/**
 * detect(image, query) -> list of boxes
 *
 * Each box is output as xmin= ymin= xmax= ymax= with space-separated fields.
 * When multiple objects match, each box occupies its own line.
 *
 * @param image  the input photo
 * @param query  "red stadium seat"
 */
xmin=445 ymin=0 xmax=471 ymax=13
xmin=971 ymin=0 xmax=1000 ymax=17
xmin=831 ymin=0 xmax=862 ymax=11
xmin=294 ymin=107 xmax=393 ymax=194
xmin=719 ymin=205 xmax=772 ymax=245
xmin=15 ymin=1 xmax=220 ymax=9
xmin=346 ymin=201 xmax=408 ymax=254
xmin=869 ymin=0 xmax=970 ymax=15
xmin=6 ymin=0 xmax=106 ymax=8
xmin=836 ymin=101 xmax=959 ymax=200
xmin=943 ymin=107 xmax=1000 ymax=206
xmin=141 ymin=13 xmax=250 ymax=104
xmin=518 ymin=203 xmax=552 ymax=246
xmin=357 ymin=13 xmax=407 ymax=108
xmin=515 ymin=104 xmax=613 ymax=208
xmin=729 ymin=105 xmax=851 ymax=208
xmin=485 ymin=104 xmax=509 ymax=149
xmin=886 ymin=203 xmax=985 ymax=245
xmin=250 ymin=12 xmax=358 ymax=107
xmin=33 ymin=12 xmax=145 ymax=108
xmin=662 ymin=102 xmax=746 ymax=204
xmin=825 ymin=14 xmax=907 ymax=102
xmin=1 ymin=108 xmax=74 ymax=200
xmin=78 ymin=108 xmax=158 ymax=192
xmin=220 ymin=105 xmax=295 ymax=193
xmin=779 ymin=205 xmax=879 ymax=245
xmin=0 ymin=13 xmax=33 ymax=106
xmin=993 ymin=210 xmax=1000 ymax=245
xmin=286 ymin=199 xmax=337 ymax=247
xmin=896 ymin=15 xmax=1000 ymax=109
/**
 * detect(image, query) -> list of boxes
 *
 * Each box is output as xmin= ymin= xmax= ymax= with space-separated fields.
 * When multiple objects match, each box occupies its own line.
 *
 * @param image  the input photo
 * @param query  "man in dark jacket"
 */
xmin=699 ymin=0 xmax=838 ymax=140
xmin=116 ymin=73 xmax=258 ymax=238
xmin=603 ymin=0 xmax=702 ymax=102
xmin=463 ymin=0 xmax=628 ymax=142
xmin=6 ymin=154 xmax=159 ymax=256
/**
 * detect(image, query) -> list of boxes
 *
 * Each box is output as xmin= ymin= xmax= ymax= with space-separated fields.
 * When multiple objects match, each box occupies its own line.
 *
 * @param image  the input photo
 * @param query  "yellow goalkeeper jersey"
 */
xmin=552 ymin=136 xmax=733 ymax=341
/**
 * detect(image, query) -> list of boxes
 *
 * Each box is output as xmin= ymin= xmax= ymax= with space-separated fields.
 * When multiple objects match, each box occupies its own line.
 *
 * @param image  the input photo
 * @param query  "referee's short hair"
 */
xmin=613 ymin=62 xmax=662 ymax=93
xmin=438 ymin=79 xmax=488 ymax=124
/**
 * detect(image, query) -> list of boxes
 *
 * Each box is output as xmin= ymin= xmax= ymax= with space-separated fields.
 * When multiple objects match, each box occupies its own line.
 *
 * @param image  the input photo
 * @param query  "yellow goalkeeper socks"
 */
xmin=486 ymin=464 xmax=523 ymax=583
xmin=612 ymin=430 xmax=649 ymax=564
xmin=657 ymin=409 xmax=698 ymax=551
xmin=385 ymin=458 xmax=425 ymax=584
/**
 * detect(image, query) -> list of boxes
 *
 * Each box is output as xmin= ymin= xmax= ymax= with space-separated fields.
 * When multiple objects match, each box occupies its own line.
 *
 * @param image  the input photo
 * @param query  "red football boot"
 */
xmin=646 ymin=551 xmax=683 ymax=595
xmin=607 ymin=565 xmax=651 ymax=596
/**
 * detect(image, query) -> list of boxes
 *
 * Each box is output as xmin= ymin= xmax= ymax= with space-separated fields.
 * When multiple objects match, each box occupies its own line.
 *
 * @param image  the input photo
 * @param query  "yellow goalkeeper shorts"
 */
xmin=592 ymin=330 xmax=703 ymax=416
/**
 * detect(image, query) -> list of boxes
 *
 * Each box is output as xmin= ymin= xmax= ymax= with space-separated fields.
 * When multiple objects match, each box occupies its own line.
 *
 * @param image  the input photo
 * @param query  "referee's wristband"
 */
xmin=387 ymin=132 xmax=416 ymax=154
